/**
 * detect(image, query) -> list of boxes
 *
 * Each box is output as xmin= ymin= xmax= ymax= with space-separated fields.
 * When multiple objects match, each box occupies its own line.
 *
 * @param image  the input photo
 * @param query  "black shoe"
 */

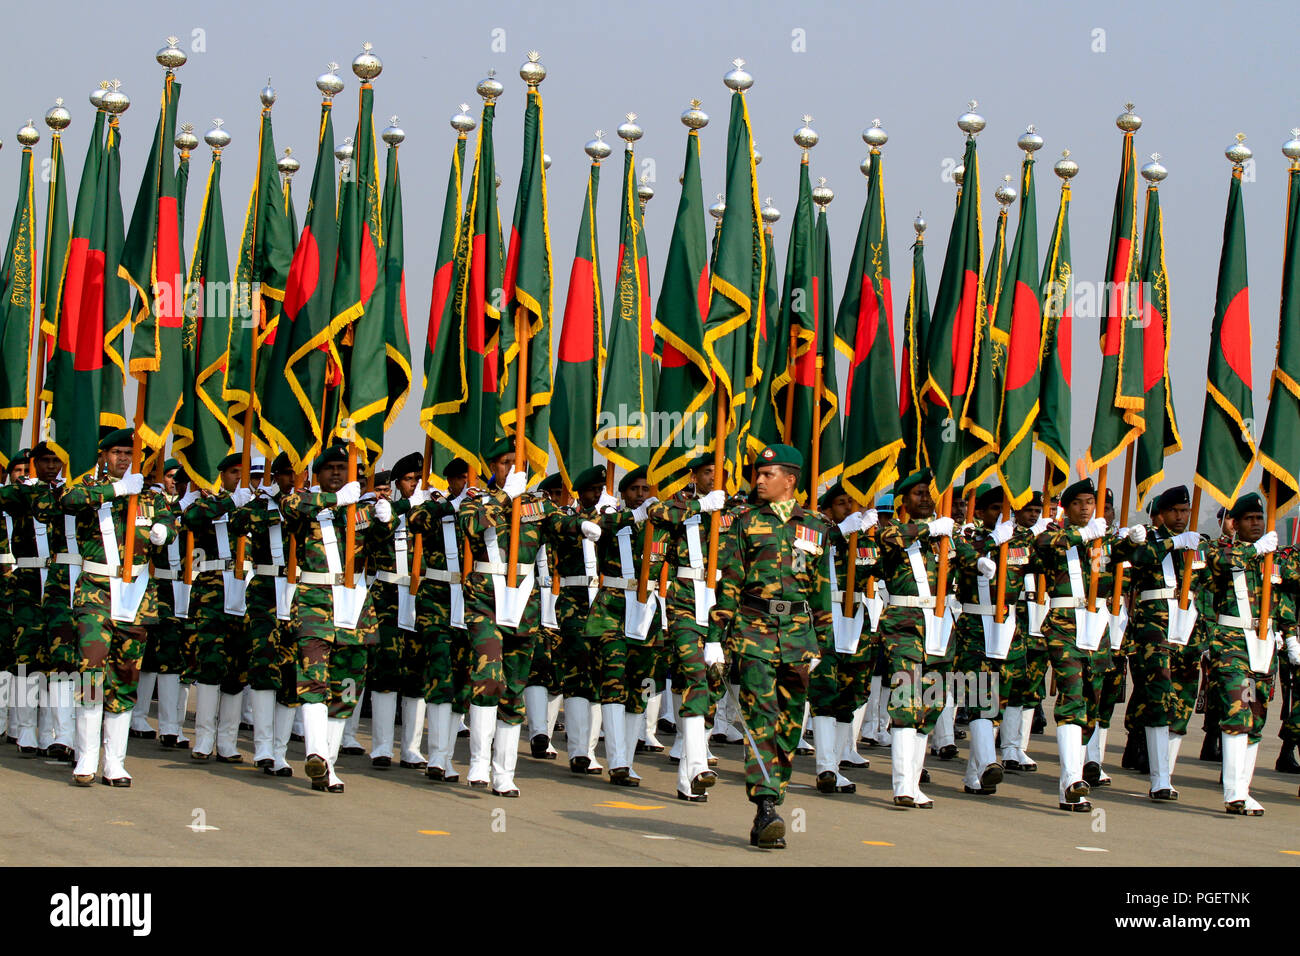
xmin=47 ymin=743 xmax=73 ymax=763
xmin=816 ymin=771 xmax=856 ymax=794
xmin=190 ymin=751 xmax=211 ymax=762
xmin=1059 ymin=799 xmax=1092 ymax=812
xmin=305 ymin=754 xmax=328 ymax=781
xmin=1031 ymin=706 xmax=1047 ymax=735
xmin=1149 ymin=788 xmax=1179 ymax=801
xmin=749 ymin=797 xmax=786 ymax=849
xmin=955 ymin=707 xmax=972 ymax=726
xmin=400 ymin=760 xmax=427 ymax=770
xmin=159 ymin=735 xmax=190 ymax=750
xmin=255 ymin=758 xmax=274 ymax=770
xmin=569 ymin=756 xmax=591 ymax=774
xmin=530 ymin=734 xmax=553 ymax=759
xmin=840 ymin=757 xmax=870 ymax=771
xmin=215 ymin=753 xmax=243 ymax=764
xmin=469 ymin=779 xmax=489 ymax=789
xmin=100 ymin=776 xmax=132 ymax=788
xmin=609 ymin=767 xmax=637 ymax=787
xmin=710 ymin=733 xmax=731 ymax=745
xmin=128 ymin=728 xmax=156 ymax=740
xmin=72 ymin=773 xmax=95 ymax=787
xmin=642 ymin=742 xmax=665 ymax=753
xmin=290 ymin=733 xmax=305 ymax=743
xmin=1003 ymin=758 xmax=1023 ymax=772
xmin=240 ymin=721 xmax=254 ymax=732
xmin=691 ymin=770 xmax=717 ymax=795
xmin=954 ymin=728 xmax=968 ymax=740
xmin=920 ymin=768 xmax=931 ymax=784
xmin=492 ymin=787 xmax=520 ymax=798
xmin=1082 ymin=761 xmax=1102 ymax=786
xmin=935 ymin=744 xmax=958 ymax=760
xmin=1064 ymin=780 xmax=1091 ymax=803
xmin=1276 ymin=742 xmax=1300 ymax=774
xmin=1199 ymin=732 xmax=1221 ymax=762
xmin=371 ymin=756 xmax=392 ymax=769
xmin=311 ymin=779 xmax=344 ymax=793
xmin=17 ymin=745 xmax=37 ymax=757
xmin=426 ymin=766 xmax=446 ymax=782
xmin=677 ymin=790 xmax=707 ymax=802
xmin=795 ymin=742 xmax=815 ymax=756
xmin=964 ymin=785 xmax=997 ymax=796
xmin=340 ymin=746 xmax=365 ymax=757
xmin=657 ymin=718 xmax=676 ymax=735
xmin=265 ymin=765 xmax=293 ymax=777
xmin=458 ymin=728 xmax=470 ymax=738
xmin=979 ymin=762 xmax=1004 ymax=789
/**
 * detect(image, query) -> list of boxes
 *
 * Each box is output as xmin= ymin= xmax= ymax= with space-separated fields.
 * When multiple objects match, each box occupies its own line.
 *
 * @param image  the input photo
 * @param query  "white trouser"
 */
xmin=131 ymin=672 xmax=157 ymax=732
xmin=300 ymin=701 xmax=329 ymax=762
xmin=913 ymin=732 xmax=930 ymax=802
xmin=1145 ymin=726 xmax=1170 ymax=792
xmin=216 ymin=691 xmax=244 ymax=758
xmin=625 ymin=711 xmax=646 ymax=778
xmin=48 ymin=675 xmax=76 ymax=748
xmin=426 ymin=702 xmax=454 ymax=771
xmin=643 ymin=689 xmax=663 ymax=746
xmin=156 ymin=675 xmax=182 ymax=738
xmin=891 ymin=727 xmax=916 ymax=799
xmin=491 ymin=720 xmax=522 ymax=792
xmin=325 ymin=715 xmax=345 ymax=786
xmin=73 ymin=699 xmax=105 ymax=777
xmin=271 ymin=703 xmax=296 ymax=772
xmin=813 ymin=715 xmax=839 ymax=777
xmin=342 ymin=690 xmax=364 ymax=748
xmin=1057 ymin=725 xmax=1084 ymax=802
xmin=467 ymin=704 xmax=496 ymax=783
xmin=251 ymin=689 xmax=276 ymax=763
xmin=564 ymin=697 xmax=591 ymax=761
xmin=193 ymin=684 xmax=221 ymax=756
xmin=101 ymin=709 xmax=132 ymax=780
xmin=369 ymin=691 xmax=398 ymax=759
xmin=963 ymin=718 xmax=997 ymax=789
xmin=241 ymin=685 xmax=254 ymax=725
xmin=677 ymin=715 xmax=708 ymax=795
xmin=524 ymin=685 xmax=550 ymax=741
xmin=933 ymin=690 xmax=956 ymax=748
xmin=14 ymin=671 xmax=41 ymax=749
xmin=602 ymin=702 xmax=628 ymax=771
xmin=1000 ymin=706 xmax=1023 ymax=762
xmin=400 ymin=696 xmax=426 ymax=763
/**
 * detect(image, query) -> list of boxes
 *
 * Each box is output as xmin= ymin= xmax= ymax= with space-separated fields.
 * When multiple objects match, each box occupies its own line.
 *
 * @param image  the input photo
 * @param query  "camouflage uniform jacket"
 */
xmin=0 ymin=480 xmax=55 ymax=604
xmin=873 ymin=517 xmax=969 ymax=636
xmin=1032 ymin=523 xmax=1120 ymax=634
xmin=953 ymin=523 xmax=1033 ymax=611
xmin=406 ymin=494 xmax=458 ymax=578
xmin=590 ymin=507 xmax=671 ymax=603
xmin=456 ymin=489 xmax=568 ymax=597
xmin=709 ymin=500 xmax=832 ymax=664
xmin=1121 ymin=527 xmax=1210 ymax=641
xmin=1205 ymin=537 xmax=1292 ymax=637
xmin=646 ymin=491 xmax=744 ymax=614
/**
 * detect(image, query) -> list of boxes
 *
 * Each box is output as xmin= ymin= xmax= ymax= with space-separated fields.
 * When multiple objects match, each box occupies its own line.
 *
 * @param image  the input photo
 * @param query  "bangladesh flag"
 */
xmin=649 ymin=121 xmax=711 ymax=497
xmin=122 ymin=73 xmax=186 ymax=469
xmin=375 ymin=126 xmax=413 ymax=441
xmin=261 ymin=98 xmax=340 ymax=473
xmin=996 ymin=156 xmax=1044 ymax=508
xmin=1194 ymin=162 xmax=1256 ymax=506
xmin=39 ymin=110 xmax=70 ymax=379
xmin=806 ymin=203 xmax=843 ymax=494
xmin=924 ymin=135 xmax=985 ymax=498
xmin=0 ymin=134 xmax=37 ymax=463
xmin=172 ymin=145 xmax=234 ymax=491
xmin=1260 ymin=157 xmax=1300 ymax=514
xmin=1036 ymin=166 xmax=1075 ymax=493
xmin=965 ymin=190 xmax=1010 ymax=487
xmin=228 ymin=100 xmax=293 ymax=456
xmin=596 ymin=139 xmax=653 ymax=473
xmin=500 ymin=85 xmax=554 ymax=479
xmin=837 ymin=147 xmax=903 ymax=506
xmin=743 ymin=204 xmax=781 ymax=464
xmin=1086 ymin=122 xmax=1144 ymax=473
xmin=420 ymin=130 xmax=468 ymax=484
xmin=898 ymin=221 xmax=931 ymax=478
xmin=1133 ymin=173 xmax=1182 ymax=504
xmin=552 ymin=155 xmax=605 ymax=491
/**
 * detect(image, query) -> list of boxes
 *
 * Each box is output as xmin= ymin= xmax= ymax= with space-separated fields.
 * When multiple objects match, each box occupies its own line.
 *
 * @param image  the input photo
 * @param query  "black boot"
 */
xmin=1120 ymin=732 xmax=1141 ymax=771
xmin=1199 ymin=731 xmax=1221 ymax=762
xmin=1134 ymin=729 xmax=1150 ymax=774
xmin=1277 ymin=740 xmax=1300 ymax=774
xmin=1031 ymin=704 xmax=1047 ymax=735
xmin=749 ymin=797 xmax=786 ymax=849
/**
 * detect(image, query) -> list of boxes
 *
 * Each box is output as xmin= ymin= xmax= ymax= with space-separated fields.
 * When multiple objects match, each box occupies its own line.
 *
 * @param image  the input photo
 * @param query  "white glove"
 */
xmin=837 ymin=512 xmax=865 ymax=537
xmin=976 ymin=555 xmax=997 ymax=579
xmin=1128 ymin=524 xmax=1148 ymax=545
xmin=596 ymin=490 xmax=619 ymax=513
xmin=451 ymin=491 xmax=468 ymax=511
xmin=703 ymin=642 xmax=725 ymax=667
xmin=631 ymin=496 xmax=659 ymax=524
xmin=334 ymin=481 xmax=361 ymax=506
xmin=230 ymin=486 xmax=255 ymax=509
xmin=112 ymin=471 xmax=144 ymax=497
xmin=148 ymin=523 xmax=168 ymax=546
xmin=580 ymin=519 xmax=602 ymax=542
xmin=1172 ymin=531 xmax=1201 ymax=550
xmin=1253 ymin=530 xmax=1279 ymax=556
xmin=503 ymin=467 xmax=527 ymax=501
xmin=373 ymin=498 xmax=392 ymax=523
xmin=1286 ymin=636 xmax=1300 ymax=667
xmin=861 ymin=508 xmax=879 ymax=531
xmin=698 ymin=490 xmax=727 ymax=514
xmin=989 ymin=517 xmax=1014 ymax=546
xmin=407 ymin=487 xmax=428 ymax=508
xmin=808 ymin=657 xmax=821 ymax=674
xmin=22 ymin=476 xmax=38 ymax=486
xmin=1078 ymin=517 xmax=1108 ymax=542
xmin=259 ymin=481 xmax=281 ymax=499
xmin=927 ymin=516 xmax=954 ymax=539
xmin=1031 ymin=517 xmax=1051 ymax=535
xmin=179 ymin=489 xmax=201 ymax=512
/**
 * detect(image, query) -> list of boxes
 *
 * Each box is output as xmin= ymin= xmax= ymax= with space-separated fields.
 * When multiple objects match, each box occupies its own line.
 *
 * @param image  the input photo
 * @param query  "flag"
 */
xmin=121 ymin=72 xmax=186 ymax=468
xmin=500 ymin=80 xmax=554 ymax=478
xmin=649 ymin=117 xmax=711 ymax=497
xmin=807 ymin=201 xmax=843 ymax=493
xmin=375 ymin=123 xmax=413 ymax=441
xmin=551 ymin=149 xmax=605 ymax=491
xmin=261 ymin=96 xmax=340 ymax=473
xmin=1194 ymin=154 xmax=1256 ymax=506
xmin=1260 ymin=152 xmax=1300 ymax=514
xmin=701 ymin=82 xmax=765 ymax=493
xmin=1037 ymin=161 xmax=1075 ymax=493
xmin=966 ymin=188 xmax=1011 ymax=487
xmin=172 ymin=144 xmax=234 ymax=491
xmin=0 ymin=132 xmax=37 ymax=463
xmin=996 ymin=154 xmax=1044 ymax=508
xmin=227 ymin=97 xmax=293 ymax=456
xmin=898 ymin=219 xmax=931 ymax=478
xmin=1133 ymin=165 xmax=1182 ymax=505
xmin=924 ymin=135 xmax=985 ymax=498
xmin=1086 ymin=115 xmax=1144 ymax=473
xmin=420 ymin=127 xmax=469 ymax=484
xmin=596 ymin=128 xmax=653 ymax=473
xmin=837 ymin=145 xmax=903 ymax=505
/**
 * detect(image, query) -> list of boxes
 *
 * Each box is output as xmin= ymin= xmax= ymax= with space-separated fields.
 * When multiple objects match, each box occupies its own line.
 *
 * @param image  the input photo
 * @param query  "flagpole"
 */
xmin=705 ymin=382 xmax=728 ymax=590
xmin=994 ymin=497 xmax=1011 ymax=622
xmin=506 ymin=306 xmax=529 ymax=589
xmin=1261 ymin=474 xmax=1278 ymax=623
xmin=408 ymin=433 xmax=432 ymax=596
xmin=808 ymin=355 xmax=823 ymax=501
xmin=1086 ymin=463 xmax=1108 ymax=609
xmin=1177 ymin=485 xmax=1202 ymax=611
xmin=933 ymin=488 xmax=953 ymax=606
xmin=28 ymin=328 xmax=46 ymax=449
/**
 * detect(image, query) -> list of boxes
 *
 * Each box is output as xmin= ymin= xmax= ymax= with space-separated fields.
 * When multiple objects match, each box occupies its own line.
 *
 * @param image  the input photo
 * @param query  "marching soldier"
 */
xmin=141 ymin=459 xmax=193 ymax=750
xmin=36 ymin=442 xmax=80 ymax=760
xmin=525 ymin=473 xmax=567 ymax=761
xmin=1000 ymin=492 xmax=1050 ymax=773
xmin=710 ymin=444 xmax=832 ymax=849
xmin=62 ymin=429 xmax=176 ymax=786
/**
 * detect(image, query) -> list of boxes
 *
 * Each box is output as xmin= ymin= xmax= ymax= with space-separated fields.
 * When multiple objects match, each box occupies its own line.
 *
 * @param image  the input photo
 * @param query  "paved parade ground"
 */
xmin=4 ymin=707 xmax=1299 ymax=867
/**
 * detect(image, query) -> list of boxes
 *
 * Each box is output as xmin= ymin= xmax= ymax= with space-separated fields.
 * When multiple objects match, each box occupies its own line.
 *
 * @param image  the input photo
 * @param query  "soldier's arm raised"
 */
xmin=59 ymin=480 xmax=111 ymax=513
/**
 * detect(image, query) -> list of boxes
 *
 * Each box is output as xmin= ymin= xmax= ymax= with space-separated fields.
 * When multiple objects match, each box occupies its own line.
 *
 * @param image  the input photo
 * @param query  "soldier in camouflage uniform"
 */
xmin=1208 ymin=493 xmax=1288 ymax=816
xmin=61 ymin=429 xmax=176 ymax=786
xmin=457 ymin=437 xmax=571 ymax=796
xmin=0 ymin=455 xmax=17 ymax=746
xmin=1086 ymin=489 xmax=1131 ymax=787
xmin=1033 ymin=477 xmax=1119 ymax=812
xmin=407 ymin=458 xmax=470 ymax=783
xmin=710 ymin=444 xmax=832 ymax=850
xmin=1276 ymin=546 xmax=1300 ymax=774
xmin=999 ymin=491 xmax=1051 ymax=773
xmin=1196 ymin=509 xmax=1234 ymax=765
xmin=34 ymin=441 xmax=82 ymax=759
xmin=524 ymin=472 xmax=569 ymax=762
xmin=179 ymin=452 xmax=256 ymax=762
xmin=278 ymin=444 xmax=389 ymax=793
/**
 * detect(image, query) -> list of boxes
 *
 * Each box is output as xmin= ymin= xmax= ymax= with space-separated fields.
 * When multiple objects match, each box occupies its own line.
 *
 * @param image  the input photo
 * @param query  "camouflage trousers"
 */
xmin=1125 ymin=622 xmax=1178 ymax=728
xmin=295 ymin=636 xmax=368 ymax=719
xmin=1002 ymin=618 xmax=1049 ymax=708
xmin=1167 ymin=644 xmax=1200 ymax=736
xmin=463 ymin=582 xmax=538 ymax=724
xmin=950 ymin=619 xmax=1007 ymax=722
xmin=882 ymin=625 xmax=941 ymax=734
xmin=737 ymin=654 xmax=812 ymax=804
xmin=44 ymin=575 xmax=80 ymax=674
xmin=0 ymin=585 xmax=12 ymax=672
xmin=553 ymin=589 xmax=596 ymax=700
xmin=529 ymin=626 xmax=562 ymax=693
xmin=1093 ymin=648 xmax=1126 ymax=730
xmin=662 ymin=603 xmax=711 ymax=719
xmin=1209 ymin=626 xmax=1275 ymax=744
xmin=808 ymin=635 xmax=875 ymax=723
xmin=1042 ymin=612 xmax=1095 ymax=729
xmin=12 ymin=579 xmax=46 ymax=672
xmin=190 ymin=578 xmax=250 ymax=693
xmin=74 ymin=593 xmax=147 ymax=715
xmin=1278 ymin=657 xmax=1300 ymax=743
xmin=367 ymin=621 xmax=405 ymax=695
xmin=142 ymin=614 xmax=188 ymax=674
xmin=589 ymin=592 xmax=662 ymax=713
xmin=416 ymin=582 xmax=467 ymax=710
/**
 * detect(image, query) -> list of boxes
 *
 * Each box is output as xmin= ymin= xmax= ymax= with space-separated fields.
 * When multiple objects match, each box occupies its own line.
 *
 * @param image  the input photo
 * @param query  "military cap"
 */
xmin=895 ymin=468 xmax=932 ymax=497
xmin=1028 ymin=491 xmax=1044 ymax=507
xmin=1060 ymin=477 xmax=1096 ymax=506
xmin=687 ymin=452 xmax=714 ymax=471
xmin=98 ymin=427 xmax=134 ymax=452
xmin=818 ymin=482 xmax=848 ymax=509
xmin=756 ymin=444 xmax=803 ymax=470
xmin=485 ymin=436 xmax=514 ymax=462
xmin=572 ymin=464 xmax=606 ymax=491
xmin=1104 ymin=487 xmax=1114 ymax=505
xmin=974 ymin=484 xmax=1004 ymax=511
xmin=538 ymin=473 xmax=564 ymax=494
xmin=217 ymin=452 xmax=243 ymax=472
xmin=443 ymin=457 xmax=470 ymax=480
xmin=313 ymin=443 xmax=348 ymax=472
xmin=372 ymin=470 xmax=391 ymax=487
xmin=8 ymin=448 xmax=30 ymax=468
xmin=163 ymin=458 xmax=181 ymax=474
xmin=1228 ymin=493 xmax=1264 ymax=520
xmin=1154 ymin=485 xmax=1190 ymax=513
xmin=390 ymin=452 xmax=423 ymax=482
xmin=270 ymin=452 xmax=293 ymax=475
xmin=619 ymin=466 xmax=648 ymax=494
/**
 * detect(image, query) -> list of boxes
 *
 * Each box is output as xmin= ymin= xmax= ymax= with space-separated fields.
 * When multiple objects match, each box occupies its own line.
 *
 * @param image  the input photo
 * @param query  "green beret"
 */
xmin=1060 ymin=477 xmax=1096 ymax=506
xmin=1228 ymin=493 xmax=1264 ymax=520
xmin=1154 ymin=485 xmax=1190 ymax=513
xmin=217 ymin=452 xmax=242 ymax=472
xmin=687 ymin=453 xmax=714 ymax=471
xmin=1028 ymin=491 xmax=1044 ymax=507
xmin=974 ymin=484 xmax=1003 ymax=511
xmin=1104 ymin=487 xmax=1114 ymax=505
xmin=313 ymin=444 xmax=348 ymax=472
xmin=270 ymin=452 xmax=293 ymax=475
xmin=98 ymin=427 xmax=134 ymax=452
xmin=390 ymin=452 xmax=423 ymax=481
xmin=572 ymin=465 xmax=606 ymax=491
xmin=442 ymin=457 xmax=469 ymax=480
xmin=818 ymin=482 xmax=847 ymax=509
xmin=485 ymin=436 xmax=514 ymax=462
xmin=163 ymin=458 xmax=181 ymax=474
xmin=10 ymin=447 xmax=30 ymax=464
xmin=538 ymin=473 xmax=564 ymax=494
xmin=894 ymin=468 xmax=932 ymax=497
xmin=756 ymin=443 xmax=803 ymax=470
xmin=372 ymin=470 xmax=391 ymax=487
xmin=619 ymin=466 xmax=648 ymax=494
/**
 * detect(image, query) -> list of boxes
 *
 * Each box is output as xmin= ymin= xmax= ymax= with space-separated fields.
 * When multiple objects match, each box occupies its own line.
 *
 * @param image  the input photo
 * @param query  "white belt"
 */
xmin=254 ymin=564 xmax=283 ymax=577
xmin=1216 ymin=615 xmax=1250 ymax=629
xmin=602 ymin=575 xmax=633 ymax=590
xmin=82 ymin=561 xmax=149 ymax=579
xmin=193 ymin=558 xmax=251 ymax=574
xmin=888 ymin=595 xmax=936 ymax=609
xmin=675 ymin=566 xmax=720 ymax=583
xmin=13 ymin=556 xmax=44 ymax=569
xmin=472 ymin=561 xmax=533 ymax=578
xmin=0 ymin=554 xmax=13 ymax=566
xmin=1050 ymin=597 xmax=1085 ymax=609
xmin=53 ymin=553 xmax=82 ymax=567
xmin=961 ymin=603 xmax=997 ymax=615
xmin=1139 ymin=588 xmax=1176 ymax=602
xmin=374 ymin=570 xmax=410 ymax=586
xmin=559 ymin=575 xmax=598 ymax=588
xmin=423 ymin=568 xmax=455 ymax=583
xmin=297 ymin=570 xmax=345 ymax=586
xmin=152 ymin=568 xmax=179 ymax=581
